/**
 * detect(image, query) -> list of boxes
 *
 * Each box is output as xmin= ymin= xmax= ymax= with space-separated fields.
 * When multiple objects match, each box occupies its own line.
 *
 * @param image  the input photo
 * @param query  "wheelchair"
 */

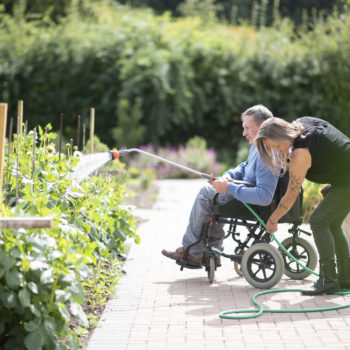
xmin=176 ymin=174 xmax=318 ymax=289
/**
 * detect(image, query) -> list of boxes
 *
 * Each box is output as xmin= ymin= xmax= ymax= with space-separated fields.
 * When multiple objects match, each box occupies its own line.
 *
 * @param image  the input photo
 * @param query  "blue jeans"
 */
xmin=181 ymin=184 xmax=235 ymax=258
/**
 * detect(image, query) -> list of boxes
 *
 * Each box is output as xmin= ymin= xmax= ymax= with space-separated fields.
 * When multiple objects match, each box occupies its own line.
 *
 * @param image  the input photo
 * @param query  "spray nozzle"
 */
xmin=109 ymin=148 xmax=129 ymax=160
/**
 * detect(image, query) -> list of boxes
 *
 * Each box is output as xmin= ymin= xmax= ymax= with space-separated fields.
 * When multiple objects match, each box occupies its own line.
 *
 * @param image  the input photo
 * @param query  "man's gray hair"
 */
xmin=241 ymin=104 xmax=274 ymax=125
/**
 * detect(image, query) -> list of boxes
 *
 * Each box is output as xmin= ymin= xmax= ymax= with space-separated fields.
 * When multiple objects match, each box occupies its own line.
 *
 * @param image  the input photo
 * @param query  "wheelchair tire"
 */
xmin=234 ymin=261 xmax=243 ymax=277
xmin=278 ymin=237 xmax=317 ymax=280
xmin=207 ymin=256 xmax=215 ymax=283
xmin=241 ymin=243 xmax=284 ymax=289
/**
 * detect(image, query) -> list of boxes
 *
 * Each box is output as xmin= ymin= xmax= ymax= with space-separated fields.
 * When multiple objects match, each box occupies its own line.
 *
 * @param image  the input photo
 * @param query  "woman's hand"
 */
xmin=266 ymin=217 xmax=278 ymax=234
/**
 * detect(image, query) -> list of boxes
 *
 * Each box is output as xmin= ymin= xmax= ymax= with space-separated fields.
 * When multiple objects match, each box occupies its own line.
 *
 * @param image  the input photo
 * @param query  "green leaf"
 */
xmin=24 ymin=318 xmax=41 ymax=332
xmin=19 ymin=288 xmax=31 ymax=307
xmin=9 ymin=247 xmax=22 ymax=258
xmin=0 ymin=321 xmax=4 ymax=335
xmin=27 ymin=282 xmax=39 ymax=294
xmin=29 ymin=304 xmax=41 ymax=318
xmin=2 ymin=255 xmax=16 ymax=270
xmin=24 ymin=330 xmax=42 ymax=350
xmin=0 ymin=290 xmax=17 ymax=308
xmin=57 ymin=302 xmax=70 ymax=321
xmin=67 ymin=283 xmax=85 ymax=304
xmin=55 ymin=289 xmax=71 ymax=303
xmin=43 ymin=317 xmax=56 ymax=333
xmin=134 ymin=234 xmax=141 ymax=244
xmin=70 ymin=302 xmax=88 ymax=327
xmin=40 ymin=269 xmax=54 ymax=284
xmin=5 ymin=269 xmax=22 ymax=289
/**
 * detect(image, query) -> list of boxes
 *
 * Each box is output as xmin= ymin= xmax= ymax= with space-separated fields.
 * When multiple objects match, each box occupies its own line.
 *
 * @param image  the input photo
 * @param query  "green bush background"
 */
xmin=1 ymin=2 xmax=350 ymax=156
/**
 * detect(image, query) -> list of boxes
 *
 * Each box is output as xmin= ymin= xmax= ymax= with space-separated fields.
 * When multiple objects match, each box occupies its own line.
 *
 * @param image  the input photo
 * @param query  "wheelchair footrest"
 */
xmin=176 ymin=259 xmax=202 ymax=270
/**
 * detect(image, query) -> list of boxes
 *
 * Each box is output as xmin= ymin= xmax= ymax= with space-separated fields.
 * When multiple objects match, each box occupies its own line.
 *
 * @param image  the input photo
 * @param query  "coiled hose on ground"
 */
xmin=219 ymin=202 xmax=350 ymax=320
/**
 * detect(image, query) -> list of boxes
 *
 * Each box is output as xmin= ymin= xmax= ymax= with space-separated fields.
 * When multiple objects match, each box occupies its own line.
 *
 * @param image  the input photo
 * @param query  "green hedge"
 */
xmin=1 ymin=3 xmax=350 ymax=154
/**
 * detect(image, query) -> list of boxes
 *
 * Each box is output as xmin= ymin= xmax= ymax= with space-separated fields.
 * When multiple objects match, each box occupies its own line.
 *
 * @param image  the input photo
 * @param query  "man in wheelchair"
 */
xmin=162 ymin=105 xmax=279 ymax=268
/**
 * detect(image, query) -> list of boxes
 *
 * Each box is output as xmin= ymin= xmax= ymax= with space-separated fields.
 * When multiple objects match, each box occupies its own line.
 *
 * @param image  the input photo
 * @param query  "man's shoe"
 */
xmin=162 ymin=247 xmax=184 ymax=261
xmin=162 ymin=247 xmax=202 ymax=266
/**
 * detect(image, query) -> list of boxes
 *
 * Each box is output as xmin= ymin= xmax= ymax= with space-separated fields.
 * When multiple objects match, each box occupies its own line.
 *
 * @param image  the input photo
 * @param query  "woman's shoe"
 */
xmin=301 ymin=258 xmax=340 ymax=296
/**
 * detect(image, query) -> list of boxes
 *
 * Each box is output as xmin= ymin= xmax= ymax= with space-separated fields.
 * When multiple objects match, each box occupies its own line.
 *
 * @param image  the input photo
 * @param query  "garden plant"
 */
xmin=0 ymin=125 xmax=137 ymax=349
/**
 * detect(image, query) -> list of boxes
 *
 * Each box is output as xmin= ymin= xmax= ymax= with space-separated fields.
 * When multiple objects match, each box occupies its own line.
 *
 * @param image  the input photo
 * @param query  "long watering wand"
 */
xmin=110 ymin=148 xmax=251 ymax=186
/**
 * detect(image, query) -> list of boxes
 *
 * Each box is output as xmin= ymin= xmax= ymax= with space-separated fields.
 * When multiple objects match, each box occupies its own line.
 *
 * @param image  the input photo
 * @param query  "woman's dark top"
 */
xmin=294 ymin=117 xmax=350 ymax=186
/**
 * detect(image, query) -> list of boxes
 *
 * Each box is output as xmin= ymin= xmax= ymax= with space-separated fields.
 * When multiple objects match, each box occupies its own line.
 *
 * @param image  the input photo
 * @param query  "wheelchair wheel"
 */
xmin=279 ymin=237 xmax=317 ymax=280
xmin=234 ymin=261 xmax=243 ymax=277
xmin=241 ymin=243 xmax=284 ymax=289
xmin=207 ymin=256 xmax=215 ymax=283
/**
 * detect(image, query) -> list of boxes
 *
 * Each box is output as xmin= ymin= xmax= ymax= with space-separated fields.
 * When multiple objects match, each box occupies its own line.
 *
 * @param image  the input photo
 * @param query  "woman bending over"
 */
xmin=255 ymin=116 xmax=350 ymax=295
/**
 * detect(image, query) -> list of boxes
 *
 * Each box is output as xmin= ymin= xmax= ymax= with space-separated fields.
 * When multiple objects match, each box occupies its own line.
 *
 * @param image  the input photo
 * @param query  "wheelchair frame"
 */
xmin=177 ymin=175 xmax=318 ymax=289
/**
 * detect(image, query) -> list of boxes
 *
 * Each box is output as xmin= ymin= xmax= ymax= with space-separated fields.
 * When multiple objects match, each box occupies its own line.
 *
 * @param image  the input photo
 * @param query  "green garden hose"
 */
xmin=219 ymin=202 xmax=350 ymax=320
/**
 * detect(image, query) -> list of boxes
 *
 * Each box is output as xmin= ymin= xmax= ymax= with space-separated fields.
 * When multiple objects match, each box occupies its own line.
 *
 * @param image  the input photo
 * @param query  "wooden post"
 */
xmin=5 ymin=117 xmax=13 ymax=203
xmin=17 ymin=100 xmax=23 ymax=136
xmin=0 ymin=217 xmax=53 ymax=229
xmin=0 ymin=103 xmax=8 ymax=205
xmin=89 ymin=108 xmax=95 ymax=153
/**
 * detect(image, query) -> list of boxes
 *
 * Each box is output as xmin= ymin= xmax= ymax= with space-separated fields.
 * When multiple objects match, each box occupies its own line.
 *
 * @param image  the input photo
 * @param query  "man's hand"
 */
xmin=211 ymin=177 xmax=229 ymax=193
xmin=266 ymin=218 xmax=278 ymax=234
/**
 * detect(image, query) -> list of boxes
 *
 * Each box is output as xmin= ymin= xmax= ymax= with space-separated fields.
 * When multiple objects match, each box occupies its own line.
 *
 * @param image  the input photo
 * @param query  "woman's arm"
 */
xmin=266 ymin=148 xmax=312 ymax=233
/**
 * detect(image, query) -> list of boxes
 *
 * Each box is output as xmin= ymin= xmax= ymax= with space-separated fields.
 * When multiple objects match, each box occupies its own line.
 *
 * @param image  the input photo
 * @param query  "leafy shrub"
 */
xmin=128 ymin=136 xmax=222 ymax=179
xmin=0 ymin=125 xmax=136 ymax=349
xmin=1 ymin=3 xmax=350 ymax=155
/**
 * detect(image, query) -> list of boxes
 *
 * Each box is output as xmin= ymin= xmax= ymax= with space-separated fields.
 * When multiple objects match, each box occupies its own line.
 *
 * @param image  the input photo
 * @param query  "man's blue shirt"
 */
xmin=223 ymin=145 xmax=279 ymax=206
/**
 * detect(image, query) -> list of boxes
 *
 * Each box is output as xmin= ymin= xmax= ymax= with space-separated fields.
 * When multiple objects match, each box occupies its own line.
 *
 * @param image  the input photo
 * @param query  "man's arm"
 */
xmin=225 ymin=162 xmax=279 ymax=206
xmin=213 ymin=146 xmax=279 ymax=206
xmin=223 ymin=160 xmax=248 ymax=180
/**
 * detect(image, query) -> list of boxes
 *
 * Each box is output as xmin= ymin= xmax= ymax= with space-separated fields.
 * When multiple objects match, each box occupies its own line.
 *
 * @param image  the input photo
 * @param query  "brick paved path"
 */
xmin=87 ymin=179 xmax=350 ymax=350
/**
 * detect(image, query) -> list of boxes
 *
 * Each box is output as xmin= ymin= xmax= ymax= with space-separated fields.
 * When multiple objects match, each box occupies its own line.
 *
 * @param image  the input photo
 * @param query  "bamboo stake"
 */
xmin=70 ymin=138 xmax=73 ymax=157
xmin=17 ymin=100 xmax=23 ymax=136
xmin=15 ymin=116 xmax=20 ymax=205
xmin=5 ymin=117 xmax=13 ymax=204
xmin=32 ymin=127 xmax=36 ymax=189
xmin=76 ymin=115 xmax=81 ymax=150
xmin=83 ymin=124 xmax=86 ymax=154
xmin=89 ymin=108 xmax=95 ymax=153
xmin=45 ymin=126 xmax=49 ymax=147
xmin=59 ymin=113 xmax=63 ymax=161
xmin=0 ymin=103 xmax=8 ymax=205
